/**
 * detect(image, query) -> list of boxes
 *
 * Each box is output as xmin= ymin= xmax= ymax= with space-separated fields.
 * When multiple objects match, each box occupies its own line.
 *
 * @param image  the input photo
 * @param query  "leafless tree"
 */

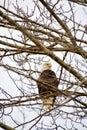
xmin=0 ymin=0 xmax=87 ymax=130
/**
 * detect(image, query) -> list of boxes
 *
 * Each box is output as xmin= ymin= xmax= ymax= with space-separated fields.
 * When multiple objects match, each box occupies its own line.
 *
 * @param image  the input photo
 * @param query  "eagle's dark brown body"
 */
xmin=37 ymin=69 xmax=59 ymax=110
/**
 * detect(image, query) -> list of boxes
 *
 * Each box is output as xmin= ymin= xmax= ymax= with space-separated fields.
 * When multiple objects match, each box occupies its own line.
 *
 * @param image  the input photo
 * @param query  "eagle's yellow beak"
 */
xmin=47 ymin=63 xmax=52 ymax=68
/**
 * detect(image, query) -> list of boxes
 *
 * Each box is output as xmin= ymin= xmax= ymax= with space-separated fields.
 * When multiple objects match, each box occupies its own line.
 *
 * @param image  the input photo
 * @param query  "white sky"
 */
xmin=0 ymin=0 xmax=87 ymax=130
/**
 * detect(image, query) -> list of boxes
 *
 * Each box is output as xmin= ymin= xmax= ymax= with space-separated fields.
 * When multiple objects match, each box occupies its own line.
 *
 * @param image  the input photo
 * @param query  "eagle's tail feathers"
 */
xmin=43 ymin=97 xmax=54 ymax=111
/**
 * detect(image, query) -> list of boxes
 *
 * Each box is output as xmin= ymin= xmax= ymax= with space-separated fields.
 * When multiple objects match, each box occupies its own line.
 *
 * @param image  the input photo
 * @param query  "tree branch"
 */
xmin=0 ymin=9 xmax=87 ymax=87
xmin=0 ymin=122 xmax=15 ymax=130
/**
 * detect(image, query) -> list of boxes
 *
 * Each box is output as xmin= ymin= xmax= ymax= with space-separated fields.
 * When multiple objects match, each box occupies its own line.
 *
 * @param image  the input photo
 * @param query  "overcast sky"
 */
xmin=0 ymin=0 xmax=87 ymax=130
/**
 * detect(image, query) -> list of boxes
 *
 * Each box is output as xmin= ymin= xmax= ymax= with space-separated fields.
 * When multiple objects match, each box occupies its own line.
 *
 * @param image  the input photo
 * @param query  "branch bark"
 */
xmin=68 ymin=0 xmax=87 ymax=4
xmin=0 ymin=122 xmax=15 ymax=130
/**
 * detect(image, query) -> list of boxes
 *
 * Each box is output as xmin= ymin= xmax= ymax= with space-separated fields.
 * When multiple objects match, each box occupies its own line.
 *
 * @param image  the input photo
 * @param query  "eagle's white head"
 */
xmin=41 ymin=62 xmax=52 ymax=72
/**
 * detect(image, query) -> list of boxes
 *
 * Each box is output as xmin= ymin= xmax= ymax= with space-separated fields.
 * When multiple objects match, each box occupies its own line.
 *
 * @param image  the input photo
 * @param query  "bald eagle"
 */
xmin=37 ymin=62 xmax=59 ymax=111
